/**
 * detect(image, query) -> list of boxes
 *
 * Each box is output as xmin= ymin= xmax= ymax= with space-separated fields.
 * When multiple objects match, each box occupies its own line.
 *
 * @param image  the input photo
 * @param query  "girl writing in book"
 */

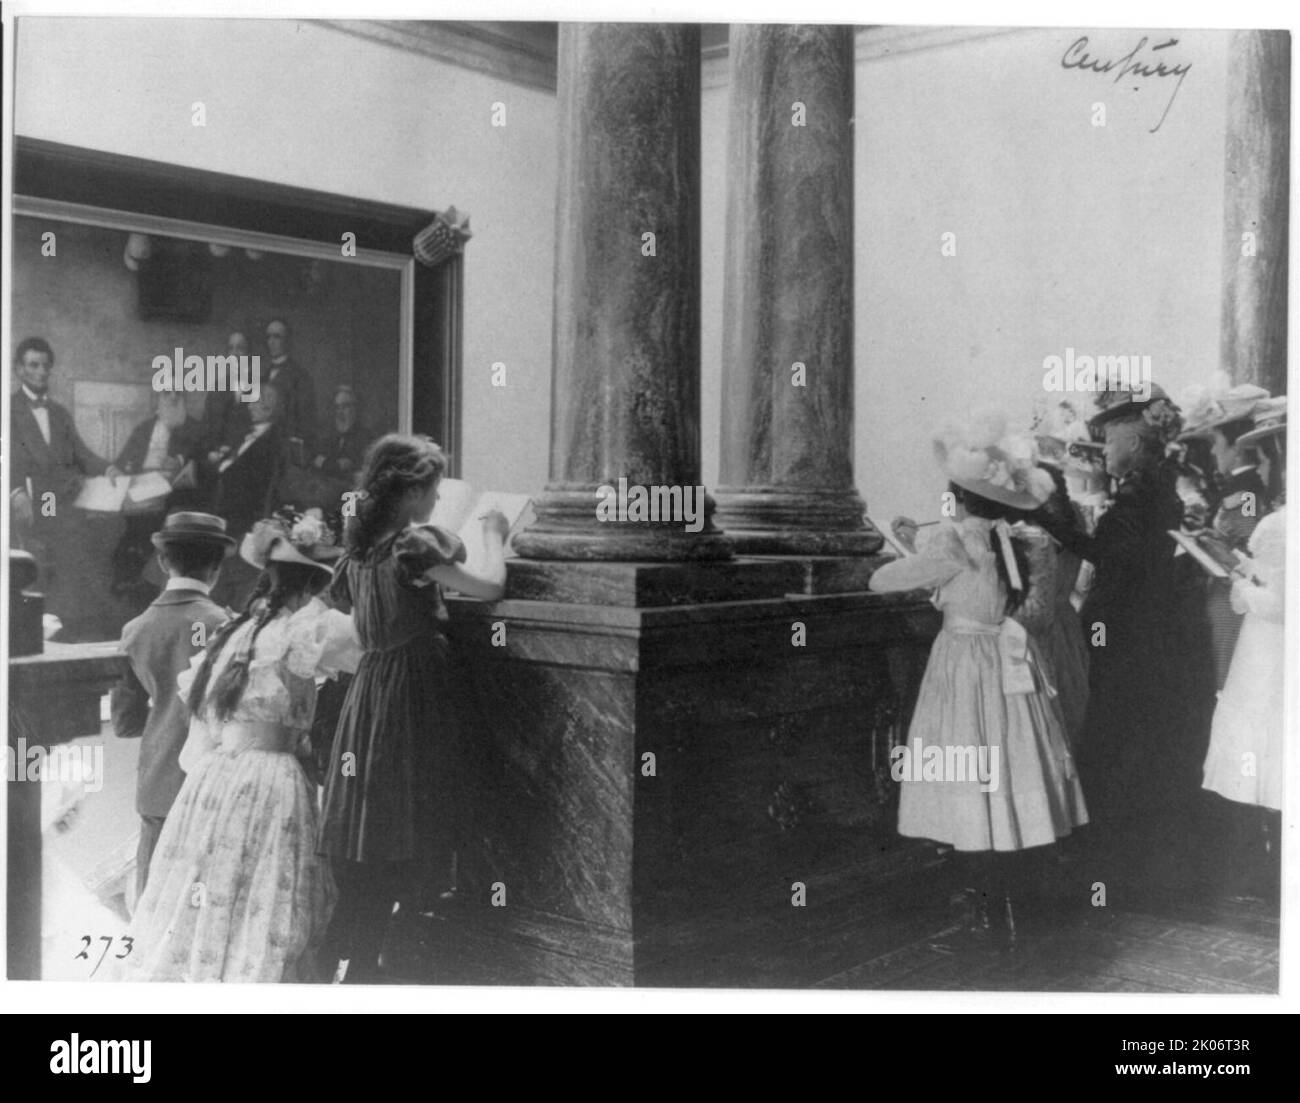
xmin=319 ymin=434 xmax=508 ymax=983
xmin=1202 ymin=397 xmax=1286 ymax=902
xmin=871 ymin=412 xmax=1087 ymax=943
xmin=117 ymin=511 xmax=358 ymax=982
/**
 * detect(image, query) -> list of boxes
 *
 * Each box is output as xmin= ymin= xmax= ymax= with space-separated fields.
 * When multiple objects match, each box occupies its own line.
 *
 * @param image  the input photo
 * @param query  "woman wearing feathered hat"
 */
xmin=1202 ymin=396 xmax=1285 ymax=901
xmin=116 ymin=508 xmax=360 ymax=982
xmin=871 ymin=411 xmax=1088 ymax=943
xmin=1035 ymin=385 xmax=1199 ymax=893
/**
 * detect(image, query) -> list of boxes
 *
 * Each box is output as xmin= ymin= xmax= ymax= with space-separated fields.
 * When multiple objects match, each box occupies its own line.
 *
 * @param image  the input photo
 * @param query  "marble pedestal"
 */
xmin=440 ymin=560 xmax=939 ymax=985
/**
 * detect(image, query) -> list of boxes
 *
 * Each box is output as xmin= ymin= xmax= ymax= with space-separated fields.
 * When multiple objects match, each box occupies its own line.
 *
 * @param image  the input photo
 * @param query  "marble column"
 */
xmin=1220 ymin=30 xmax=1289 ymax=397
xmin=514 ymin=23 xmax=730 ymax=561
xmin=714 ymin=25 xmax=882 ymax=556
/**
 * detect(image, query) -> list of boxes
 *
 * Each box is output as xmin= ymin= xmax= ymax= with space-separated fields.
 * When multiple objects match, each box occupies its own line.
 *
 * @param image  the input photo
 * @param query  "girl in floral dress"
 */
xmin=117 ymin=512 xmax=357 ymax=982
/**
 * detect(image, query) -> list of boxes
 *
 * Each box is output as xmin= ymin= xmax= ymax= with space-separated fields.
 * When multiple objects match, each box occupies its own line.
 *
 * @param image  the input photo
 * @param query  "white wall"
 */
xmin=14 ymin=17 xmax=557 ymax=496
xmin=17 ymin=21 xmax=1236 ymax=526
xmin=702 ymin=27 xmax=1231 ymax=526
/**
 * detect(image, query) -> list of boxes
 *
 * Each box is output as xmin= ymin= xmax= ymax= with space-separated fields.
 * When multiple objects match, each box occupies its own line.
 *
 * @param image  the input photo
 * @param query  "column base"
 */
xmin=439 ymin=580 xmax=942 ymax=985
xmin=713 ymin=487 xmax=885 ymax=556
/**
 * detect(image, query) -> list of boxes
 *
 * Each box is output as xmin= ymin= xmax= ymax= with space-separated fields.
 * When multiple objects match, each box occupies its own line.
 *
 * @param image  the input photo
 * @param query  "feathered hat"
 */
xmin=933 ymin=410 xmax=1055 ymax=510
xmin=1176 ymin=376 xmax=1270 ymax=440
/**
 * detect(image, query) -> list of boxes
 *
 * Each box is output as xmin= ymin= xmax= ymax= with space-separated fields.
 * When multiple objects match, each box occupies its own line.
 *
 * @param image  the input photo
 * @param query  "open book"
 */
xmin=427 ymin=478 xmax=532 ymax=579
xmin=73 ymin=472 xmax=175 ymax=512
xmin=1168 ymin=529 xmax=1251 ymax=581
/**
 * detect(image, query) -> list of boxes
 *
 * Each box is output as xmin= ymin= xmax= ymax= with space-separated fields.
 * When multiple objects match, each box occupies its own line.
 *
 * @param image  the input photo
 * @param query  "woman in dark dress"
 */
xmin=1034 ymin=390 xmax=1201 ymax=895
xmin=319 ymin=434 xmax=508 ymax=983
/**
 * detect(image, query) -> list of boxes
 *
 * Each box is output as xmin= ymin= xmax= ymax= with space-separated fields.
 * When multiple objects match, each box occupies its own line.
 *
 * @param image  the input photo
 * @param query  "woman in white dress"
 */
xmin=116 ymin=512 xmax=358 ymax=982
xmin=872 ymin=412 xmax=1088 ymax=942
xmin=1202 ymin=399 xmax=1285 ymax=900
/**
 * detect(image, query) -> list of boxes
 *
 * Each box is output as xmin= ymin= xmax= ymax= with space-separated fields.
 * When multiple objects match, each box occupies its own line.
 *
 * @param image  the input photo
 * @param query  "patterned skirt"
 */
xmin=116 ymin=748 xmax=335 ymax=982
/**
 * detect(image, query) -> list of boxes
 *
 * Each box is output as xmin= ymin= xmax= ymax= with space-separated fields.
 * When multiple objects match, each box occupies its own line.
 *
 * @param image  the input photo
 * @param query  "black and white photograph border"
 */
xmin=0 ymin=0 xmax=1297 ymax=1015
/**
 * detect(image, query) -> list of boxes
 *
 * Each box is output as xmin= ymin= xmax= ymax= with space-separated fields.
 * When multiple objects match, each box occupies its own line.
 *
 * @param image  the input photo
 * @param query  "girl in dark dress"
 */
xmin=319 ymin=434 xmax=507 ymax=983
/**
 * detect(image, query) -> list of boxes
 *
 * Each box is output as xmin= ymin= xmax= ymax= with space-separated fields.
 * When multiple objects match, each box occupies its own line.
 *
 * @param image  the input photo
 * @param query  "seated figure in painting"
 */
xmin=200 ymin=330 xmax=255 ymax=460
xmin=313 ymin=384 xmax=368 ymax=486
xmin=264 ymin=317 xmax=317 ymax=454
xmin=207 ymin=380 xmax=290 ymax=609
xmin=110 ymin=390 xmax=208 ymax=604
xmin=281 ymin=384 xmax=372 ymax=521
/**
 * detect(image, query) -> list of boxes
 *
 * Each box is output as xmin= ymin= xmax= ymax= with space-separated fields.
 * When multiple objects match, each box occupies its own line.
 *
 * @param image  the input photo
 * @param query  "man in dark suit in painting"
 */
xmin=8 ymin=336 xmax=121 ymax=632
xmin=200 ymin=329 xmax=254 ymax=459
xmin=208 ymin=378 xmax=288 ymax=608
xmin=211 ymin=379 xmax=288 ymax=538
xmin=264 ymin=317 xmax=316 ymax=455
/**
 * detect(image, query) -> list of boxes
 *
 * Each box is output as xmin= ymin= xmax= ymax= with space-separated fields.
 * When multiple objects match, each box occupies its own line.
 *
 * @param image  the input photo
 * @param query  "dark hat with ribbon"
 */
xmin=1088 ymin=382 xmax=1175 ymax=432
xmin=151 ymin=511 xmax=236 ymax=550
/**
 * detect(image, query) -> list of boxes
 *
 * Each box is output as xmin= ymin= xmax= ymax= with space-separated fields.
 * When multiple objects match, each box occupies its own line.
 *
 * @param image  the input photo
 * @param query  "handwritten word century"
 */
xmin=1061 ymin=35 xmax=1192 ymax=134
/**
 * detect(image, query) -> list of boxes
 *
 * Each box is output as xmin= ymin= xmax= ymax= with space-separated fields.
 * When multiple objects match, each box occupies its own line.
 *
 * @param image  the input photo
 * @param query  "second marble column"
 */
xmin=714 ymin=25 xmax=881 ymax=555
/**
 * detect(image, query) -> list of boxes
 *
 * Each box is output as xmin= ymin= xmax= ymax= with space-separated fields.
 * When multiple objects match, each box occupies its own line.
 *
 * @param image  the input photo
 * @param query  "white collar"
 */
xmin=165 ymin=576 xmax=213 ymax=595
xmin=22 ymin=385 xmax=46 ymax=404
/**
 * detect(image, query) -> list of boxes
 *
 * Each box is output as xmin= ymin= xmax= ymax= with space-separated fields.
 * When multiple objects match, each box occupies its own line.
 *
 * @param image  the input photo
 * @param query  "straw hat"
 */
xmin=1177 ymin=383 xmax=1270 ymax=440
xmin=934 ymin=410 xmax=1054 ymax=510
xmin=1237 ymin=395 xmax=1287 ymax=448
xmin=239 ymin=509 xmax=342 ymax=575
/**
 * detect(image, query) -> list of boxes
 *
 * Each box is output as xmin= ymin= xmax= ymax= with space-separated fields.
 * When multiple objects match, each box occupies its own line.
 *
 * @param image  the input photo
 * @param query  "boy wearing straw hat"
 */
xmin=110 ymin=512 xmax=234 ymax=898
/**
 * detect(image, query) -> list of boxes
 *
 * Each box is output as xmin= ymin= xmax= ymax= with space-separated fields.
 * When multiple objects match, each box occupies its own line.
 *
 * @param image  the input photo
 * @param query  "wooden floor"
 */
xmin=384 ymin=839 xmax=1280 ymax=992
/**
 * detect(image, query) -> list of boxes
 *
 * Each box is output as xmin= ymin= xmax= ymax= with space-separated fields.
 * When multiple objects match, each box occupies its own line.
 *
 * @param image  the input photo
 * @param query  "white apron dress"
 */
xmin=1203 ymin=507 xmax=1285 ymax=811
xmin=870 ymin=517 xmax=1088 ymax=851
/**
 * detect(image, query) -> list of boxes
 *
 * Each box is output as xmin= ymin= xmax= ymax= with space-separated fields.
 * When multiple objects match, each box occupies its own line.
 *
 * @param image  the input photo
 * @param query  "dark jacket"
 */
xmin=312 ymin=427 xmax=369 ymax=480
xmin=114 ymin=416 xmax=205 ymax=475
xmin=9 ymin=388 xmax=108 ymax=501
xmin=267 ymin=358 xmax=316 ymax=450
xmin=1045 ymin=463 xmax=1201 ymax=814
xmin=111 ymin=586 xmax=229 ymax=817
xmin=212 ymin=424 xmax=288 ymax=540
xmin=1211 ymin=467 xmax=1268 ymax=551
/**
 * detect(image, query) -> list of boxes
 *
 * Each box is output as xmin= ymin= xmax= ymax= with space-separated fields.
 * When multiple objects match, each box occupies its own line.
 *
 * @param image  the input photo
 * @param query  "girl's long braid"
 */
xmin=185 ymin=574 xmax=271 ymax=718
xmin=185 ymin=564 xmax=323 ymax=723
xmin=345 ymin=434 xmax=449 ymax=558
xmin=205 ymin=579 xmax=296 ymax=722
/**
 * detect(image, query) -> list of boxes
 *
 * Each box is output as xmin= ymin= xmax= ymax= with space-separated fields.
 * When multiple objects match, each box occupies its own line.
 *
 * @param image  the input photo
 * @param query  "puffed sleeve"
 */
xmin=174 ymin=647 xmax=206 ymax=708
xmin=393 ymin=524 xmax=467 ymax=588
xmin=869 ymin=525 xmax=969 ymax=594
xmin=284 ymin=599 xmax=363 ymax=680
